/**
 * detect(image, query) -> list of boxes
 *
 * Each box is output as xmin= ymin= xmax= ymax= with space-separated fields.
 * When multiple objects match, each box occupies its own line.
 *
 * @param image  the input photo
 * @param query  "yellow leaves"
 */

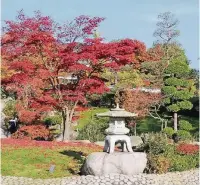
xmin=101 ymin=68 xmax=143 ymax=89
xmin=1 ymin=59 xmax=15 ymax=80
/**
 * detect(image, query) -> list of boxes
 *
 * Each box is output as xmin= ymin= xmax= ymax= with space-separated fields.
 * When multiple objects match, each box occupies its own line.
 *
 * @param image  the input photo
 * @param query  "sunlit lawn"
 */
xmin=1 ymin=139 xmax=102 ymax=179
xmin=137 ymin=115 xmax=199 ymax=134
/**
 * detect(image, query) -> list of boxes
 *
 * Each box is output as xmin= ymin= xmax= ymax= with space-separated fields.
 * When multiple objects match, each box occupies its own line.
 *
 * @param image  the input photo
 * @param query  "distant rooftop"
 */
xmin=108 ymin=86 xmax=161 ymax=94
xmin=132 ymin=87 xmax=161 ymax=93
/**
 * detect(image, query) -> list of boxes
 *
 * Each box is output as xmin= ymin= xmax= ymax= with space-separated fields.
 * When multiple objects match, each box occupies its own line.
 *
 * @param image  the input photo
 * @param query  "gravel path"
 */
xmin=1 ymin=169 xmax=199 ymax=185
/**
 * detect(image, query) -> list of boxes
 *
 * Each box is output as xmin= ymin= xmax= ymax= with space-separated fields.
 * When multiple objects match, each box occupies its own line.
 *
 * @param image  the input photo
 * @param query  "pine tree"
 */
xmin=162 ymin=52 xmax=196 ymax=131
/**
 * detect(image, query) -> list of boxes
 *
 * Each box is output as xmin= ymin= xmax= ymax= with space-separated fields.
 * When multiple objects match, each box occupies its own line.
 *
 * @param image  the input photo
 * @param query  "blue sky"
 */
xmin=1 ymin=0 xmax=199 ymax=69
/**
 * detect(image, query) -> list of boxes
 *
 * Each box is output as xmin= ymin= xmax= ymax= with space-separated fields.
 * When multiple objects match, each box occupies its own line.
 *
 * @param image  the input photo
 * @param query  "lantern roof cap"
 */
xmin=96 ymin=103 xmax=138 ymax=118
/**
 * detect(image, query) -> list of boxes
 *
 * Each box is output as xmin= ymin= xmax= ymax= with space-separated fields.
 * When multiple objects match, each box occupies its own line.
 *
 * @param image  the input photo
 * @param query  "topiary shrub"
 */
xmin=177 ymin=130 xmax=192 ymax=141
xmin=179 ymin=120 xmax=193 ymax=131
xmin=163 ymin=127 xmax=175 ymax=138
xmin=11 ymin=125 xmax=51 ymax=140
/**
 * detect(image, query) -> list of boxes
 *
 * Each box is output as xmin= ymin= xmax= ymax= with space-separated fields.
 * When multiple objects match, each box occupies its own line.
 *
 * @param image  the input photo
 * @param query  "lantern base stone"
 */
xmin=81 ymin=152 xmax=147 ymax=176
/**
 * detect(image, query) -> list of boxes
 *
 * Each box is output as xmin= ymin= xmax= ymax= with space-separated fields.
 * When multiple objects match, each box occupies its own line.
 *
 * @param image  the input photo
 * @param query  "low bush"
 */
xmin=44 ymin=114 xmax=62 ymax=126
xmin=179 ymin=120 xmax=193 ymax=131
xmin=143 ymin=133 xmax=199 ymax=174
xmin=43 ymin=114 xmax=62 ymax=139
xmin=177 ymin=130 xmax=192 ymax=141
xmin=193 ymin=131 xmax=199 ymax=141
xmin=168 ymin=154 xmax=199 ymax=172
xmin=163 ymin=127 xmax=175 ymax=138
xmin=77 ymin=117 xmax=108 ymax=142
xmin=140 ymin=132 xmax=168 ymax=155
xmin=2 ymin=99 xmax=17 ymax=119
xmin=176 ymin=143 xmax=199 ymax=155
xmin=12 ymin=125 xmax=51 ymax=140
xmin=145 ymin=154 xmax=171 ymax=174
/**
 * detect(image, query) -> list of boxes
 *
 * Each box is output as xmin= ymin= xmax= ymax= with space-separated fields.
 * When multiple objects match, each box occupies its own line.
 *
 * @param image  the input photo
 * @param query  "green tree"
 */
xmin=142 ymin=12 xmax=183 ymax=89
xmin=162 ymin=55 xmax=196 ymax=131
xmin=102 ymin=65 xmax=144 ymax=106
xmin=2 ymin=99 xmax=17 ymax=120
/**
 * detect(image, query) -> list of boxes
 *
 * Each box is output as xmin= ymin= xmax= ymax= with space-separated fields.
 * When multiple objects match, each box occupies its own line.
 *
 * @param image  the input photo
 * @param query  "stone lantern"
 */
xmin=96 ymin=104 xmax=138 ymax=153
xmin=82 ymin=104 xmax=147 ymax=176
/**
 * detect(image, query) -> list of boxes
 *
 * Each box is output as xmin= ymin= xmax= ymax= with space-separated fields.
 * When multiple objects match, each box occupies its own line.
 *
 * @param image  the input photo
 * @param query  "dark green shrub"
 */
xmin=179 ymin=120 xmax=193 ymax=131
xmin=140 ymin=132 xmax=168 ymax=155
xmin=193 ymin=131 xmax=199 ymax=141
xmin=77 ymin=117 xmax=108 ymax=142
xmin=44 ymin=114 xmax=62 ymax=126
xmin=177 ymin=130 xmax=192 ymax=141
xmin=43 ymin=114 xmax=62 ymax=139
xmin=3 ymin=99 xmax=17 ymax=119
xmin=163 ymin=127 xmax=175 ymax=138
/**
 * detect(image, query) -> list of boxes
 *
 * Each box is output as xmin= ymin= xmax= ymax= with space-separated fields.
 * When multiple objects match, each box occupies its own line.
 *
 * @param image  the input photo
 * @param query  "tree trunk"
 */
xmin=161 ymin=121 xmax=164 ymax=131
xmin=62 ymin=110 xmax=71 ymax=141
xmin=61 ymin=103 xmax=77 ymax=141
xmin=164 ymin=120 xmax=168 ymax=128
xmin=173 ymin=112 xmax=178 ymax=131
xmin=62 ymin=117 xmax=71 ymax=141
xmin=134 ymin=122 xmax=137 ymax=136
xmin=114 ymin=71 xmax=118 ymax=85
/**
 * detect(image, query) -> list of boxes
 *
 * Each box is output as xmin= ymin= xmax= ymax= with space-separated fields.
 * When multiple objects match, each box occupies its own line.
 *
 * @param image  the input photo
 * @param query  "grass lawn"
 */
xmin=77 ymin=107 xmax=108 ymax=130
xmin=136 ymin=115 xmax=199 ymax=134
xmin=1 ymin=139 xmax=102 ymax=179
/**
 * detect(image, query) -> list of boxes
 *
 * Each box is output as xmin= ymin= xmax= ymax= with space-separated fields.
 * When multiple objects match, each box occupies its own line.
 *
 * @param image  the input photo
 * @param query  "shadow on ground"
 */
xmin=59 ymin=150 xmax=84 ymax=161
xmin=59 ymin=150 xmax=85 ymax=174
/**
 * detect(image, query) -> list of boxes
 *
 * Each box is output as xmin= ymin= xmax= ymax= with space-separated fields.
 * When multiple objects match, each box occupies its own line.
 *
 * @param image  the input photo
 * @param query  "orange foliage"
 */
xmin=120 ymin=89 xmax=162 ymax=117
xmin=12 ymin=125 xmax=50 ymax=140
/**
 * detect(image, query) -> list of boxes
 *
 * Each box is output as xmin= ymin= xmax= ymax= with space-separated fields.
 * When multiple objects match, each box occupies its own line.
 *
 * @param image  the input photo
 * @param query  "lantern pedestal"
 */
xmin=103 ymin=135 xmax=133 ymax=153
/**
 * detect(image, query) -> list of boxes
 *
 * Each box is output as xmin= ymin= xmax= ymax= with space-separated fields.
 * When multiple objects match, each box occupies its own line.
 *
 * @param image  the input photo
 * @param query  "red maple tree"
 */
xmin=2 ymin=11 xmax=149 ymax=140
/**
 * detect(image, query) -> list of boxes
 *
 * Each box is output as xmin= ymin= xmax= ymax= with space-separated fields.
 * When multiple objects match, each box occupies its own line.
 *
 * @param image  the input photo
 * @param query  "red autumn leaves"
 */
xmin=176 ymin=143 xmax=199 ymax=155
xmin=2 ymin=10 xmax=151 ymax=125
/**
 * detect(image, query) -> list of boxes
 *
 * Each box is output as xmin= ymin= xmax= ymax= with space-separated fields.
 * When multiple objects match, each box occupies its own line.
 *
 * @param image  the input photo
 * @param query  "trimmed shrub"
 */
xmin=163 ymin=127 xmax=175 ymax=138
xmin=179 ymin=120 xmax=193 ymax=131
xmin=12 ymin=125 xmax=51 ymax=140
xmin=177 ymin=130 xmax=192 ymax=141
